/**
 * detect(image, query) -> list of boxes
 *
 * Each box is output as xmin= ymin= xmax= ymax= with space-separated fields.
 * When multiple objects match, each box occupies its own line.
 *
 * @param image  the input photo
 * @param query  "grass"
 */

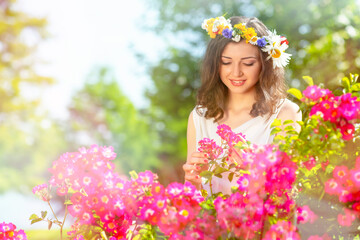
xmin=25 ymin=229 xmax=64 ymax=240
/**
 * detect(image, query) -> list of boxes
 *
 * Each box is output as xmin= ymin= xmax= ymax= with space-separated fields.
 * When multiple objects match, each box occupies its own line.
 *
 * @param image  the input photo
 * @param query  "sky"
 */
xmin=16 ymin=0 xmax=163 ymax=120
xmin=0 ymin=0 xmax=163 ymax=230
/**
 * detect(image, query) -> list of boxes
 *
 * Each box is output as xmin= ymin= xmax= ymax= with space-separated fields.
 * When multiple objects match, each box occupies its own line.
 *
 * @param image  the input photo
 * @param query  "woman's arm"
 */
xmin=276 ymin=100 xmax=302 ymax=134
xmin=183 ymin=111 xmax=208 ymax=189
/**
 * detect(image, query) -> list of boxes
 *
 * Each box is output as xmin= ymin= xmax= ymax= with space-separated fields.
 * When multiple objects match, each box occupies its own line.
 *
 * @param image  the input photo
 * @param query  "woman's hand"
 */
xmin=183 ymin=152 xmax=209 ymax=190
xmin=228 ymin=147 xmax=245 ymax=166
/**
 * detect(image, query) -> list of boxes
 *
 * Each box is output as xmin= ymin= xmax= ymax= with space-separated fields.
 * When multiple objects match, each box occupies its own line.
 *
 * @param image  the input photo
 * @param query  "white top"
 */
xmin=192 ymin=98 xmax=298 ymax=195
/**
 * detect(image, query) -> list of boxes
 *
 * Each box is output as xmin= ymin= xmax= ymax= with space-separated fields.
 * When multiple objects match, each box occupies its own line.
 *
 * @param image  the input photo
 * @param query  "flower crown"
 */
xmin=201 ymin=16 xmax=292 ymax=69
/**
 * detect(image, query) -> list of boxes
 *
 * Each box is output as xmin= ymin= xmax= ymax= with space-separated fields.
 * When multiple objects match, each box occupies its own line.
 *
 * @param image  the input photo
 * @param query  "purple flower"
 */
xmin=257 ymin=37 xmax=267 ymax=47
xmin=222 ymin=28 xmax=233 ymax=39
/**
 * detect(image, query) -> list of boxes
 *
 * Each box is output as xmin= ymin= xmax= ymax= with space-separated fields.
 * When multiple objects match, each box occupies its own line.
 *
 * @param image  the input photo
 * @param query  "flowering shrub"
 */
xmin=27 ymin=74 xmax=360 ymax=239
xmin=0 ymin=222 xmax=27 ymax=240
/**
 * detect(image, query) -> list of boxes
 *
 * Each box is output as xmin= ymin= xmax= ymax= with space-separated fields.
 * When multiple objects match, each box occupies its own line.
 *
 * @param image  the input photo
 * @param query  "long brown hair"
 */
xmin=196 ymin=16 xmax=288 ymax=122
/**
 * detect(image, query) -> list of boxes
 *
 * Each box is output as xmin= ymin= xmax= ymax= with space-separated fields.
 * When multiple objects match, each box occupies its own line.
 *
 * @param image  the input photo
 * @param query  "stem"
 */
xmin=60 ymin=203 xmax=68 ymax=240
xmin=48 ymin=201 xmax=60 ymax=222
xmin=245 ymin=229 xmax=250 ymax=240
xmin=209 ymin=161 xmax=215 ymax=197
xmin=127 ymin=221 xmax=138 ymax=240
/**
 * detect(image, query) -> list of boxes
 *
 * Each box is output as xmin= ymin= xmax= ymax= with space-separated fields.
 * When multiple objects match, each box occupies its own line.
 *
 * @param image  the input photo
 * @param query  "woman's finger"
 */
xmin=187 ymin=156 xmax=209 ymax=165
xmin=182 ymin=163 xmax=200 ymax=173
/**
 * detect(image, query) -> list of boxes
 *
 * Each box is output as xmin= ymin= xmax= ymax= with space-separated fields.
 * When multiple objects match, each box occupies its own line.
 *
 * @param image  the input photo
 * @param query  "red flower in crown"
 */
xmin=280 ymin=36 xmax=289 ymax=45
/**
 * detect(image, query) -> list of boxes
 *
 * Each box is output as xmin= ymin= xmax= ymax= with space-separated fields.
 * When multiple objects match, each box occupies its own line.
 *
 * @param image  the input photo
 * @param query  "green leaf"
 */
xmin=270 ymin=127 xmax=282 ymax=135
xmin=214 ymin=173 xmax=223 ymax=178
xmin=200 ymin=189 xmax=208 ymax=198
xmin=351 ymin=83 xmax=360 ymax=92
xmin=41 ymin=211 xmax=47 ymax=219
xmin=302 ymin=76 xmax=314 ymax=86
xmin=29 ymin=214 xmax=39 ymax=220
xmin=283 ymin=120 xmax=294 ymax=125
xmin=199 ymin=170 xmax=213 ymax=179
xmin=213 ymin=166 xmax=228 ymax=175
xmin=129 ymin=170 xmax=138 ymax=180
xmin=31 ymin=218 xmax=43 ymax=225
xmin=64 ymin=200 xmax=73 ymax=205
xmin=284 ymin=125 xmax=294 ymax=131
xmin=341 ymin=76 xmax=350 ymax=91
xmin=287 ymin=88 xmax=303 ymax=100
xmin=271 ymin=119 xmax=282 ymax=127
xmin=228 ymin=172 xmax=234 ymax=182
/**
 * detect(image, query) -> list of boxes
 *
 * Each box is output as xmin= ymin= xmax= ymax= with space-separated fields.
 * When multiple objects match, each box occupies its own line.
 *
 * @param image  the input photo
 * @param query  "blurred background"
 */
xmin=0 ymin=0 xmax=360 ymax=238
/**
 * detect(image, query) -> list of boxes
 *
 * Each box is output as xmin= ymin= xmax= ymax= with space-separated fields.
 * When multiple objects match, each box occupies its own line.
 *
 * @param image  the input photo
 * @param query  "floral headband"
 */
xmin=201 ymin=16 xmax=291 ymax=69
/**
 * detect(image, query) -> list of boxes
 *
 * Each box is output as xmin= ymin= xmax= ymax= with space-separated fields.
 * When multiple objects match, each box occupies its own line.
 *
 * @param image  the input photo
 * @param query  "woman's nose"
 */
xmin=232 ymin=64 xmax=243 ymax=77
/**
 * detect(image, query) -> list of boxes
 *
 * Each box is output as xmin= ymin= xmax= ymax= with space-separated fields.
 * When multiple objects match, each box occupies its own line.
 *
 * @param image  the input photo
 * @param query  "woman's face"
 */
xmin=219 ymin=41 xmax=262 ymax=96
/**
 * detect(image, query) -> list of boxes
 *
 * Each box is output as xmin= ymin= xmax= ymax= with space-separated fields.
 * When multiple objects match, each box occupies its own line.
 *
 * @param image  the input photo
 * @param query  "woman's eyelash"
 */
xmin=221 ymin=62 xmax=255 ymax=66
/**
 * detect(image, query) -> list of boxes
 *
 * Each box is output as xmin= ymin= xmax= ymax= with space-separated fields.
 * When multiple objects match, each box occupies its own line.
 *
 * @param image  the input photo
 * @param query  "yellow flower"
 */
xmin=243 ymin=28 xmax=257 ymax=43
xmin=234 ymin=23 xmax=246 ymax=31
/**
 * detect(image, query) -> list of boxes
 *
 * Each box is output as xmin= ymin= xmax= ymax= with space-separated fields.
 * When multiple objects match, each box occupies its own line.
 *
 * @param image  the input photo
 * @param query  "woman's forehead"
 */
xmin=221 ymin=41 xmax=259 ymax=59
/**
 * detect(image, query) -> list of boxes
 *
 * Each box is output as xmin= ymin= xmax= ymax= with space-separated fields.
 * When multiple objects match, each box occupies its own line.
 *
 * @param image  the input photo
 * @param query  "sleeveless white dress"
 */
xmin=192 ymin=98 xmax=299 ymax=195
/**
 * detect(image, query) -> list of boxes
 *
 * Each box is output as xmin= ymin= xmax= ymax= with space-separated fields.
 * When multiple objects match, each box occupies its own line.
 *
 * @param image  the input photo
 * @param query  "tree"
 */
xmin=0 ymin=0 xmax=65 ymax=193
xmin=67 ymin=67 xmax=161 ymax=175
xmin=0 ymin=0 xmax=53 ymax=117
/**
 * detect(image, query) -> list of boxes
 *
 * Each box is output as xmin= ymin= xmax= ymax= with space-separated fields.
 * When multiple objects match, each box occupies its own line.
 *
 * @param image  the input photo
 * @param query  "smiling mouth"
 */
xmin=230 ymin=79 xmax=246 ymax=86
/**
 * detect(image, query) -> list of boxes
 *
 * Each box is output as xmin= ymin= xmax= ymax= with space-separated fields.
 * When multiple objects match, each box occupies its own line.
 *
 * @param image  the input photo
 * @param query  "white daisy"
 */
xmin=201 ymin=19 xmax=209 ymax=30
xmin=232 ymin=34 xmax=241 ymax=42
xmin=262 ymin=32 xmax=291 ymax=68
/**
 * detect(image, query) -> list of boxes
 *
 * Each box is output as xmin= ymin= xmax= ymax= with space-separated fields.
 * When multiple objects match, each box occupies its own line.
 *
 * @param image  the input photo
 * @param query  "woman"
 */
xmin=183 ymin=16 xmax=302 ymax=193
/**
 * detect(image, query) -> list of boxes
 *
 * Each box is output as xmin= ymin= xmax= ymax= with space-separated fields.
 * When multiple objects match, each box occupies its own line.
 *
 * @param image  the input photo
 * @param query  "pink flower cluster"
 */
xmin=198 ymin=138 xmax=223 ymax=159
xmin=46 ymin=145 xmax=131 ymax=239
xmin=324 ymin=156 xmax=360 ymax=226
xmin=32 ymin=183 xmax=51 ymax=202
xmin=136 ymin=179 xmax=205 ymax=237
xmin=296 ymin=205 xmax=317 ymax=224
xmin=41 ymin=144 xmax=217 ymax=239
xmin=239 ymin=144 xmax=298 ymax=216
xmin=262 ymin=220 xmax=300 ymax=240
xmin=216 ymin=124 xmax=246 ymax=147
xmin=302 ymin=85 xmax=360 ymax=140
xmin=0 ymin=222 xmax=27 ymax=240
xmin=214 ymin=193 xmax=264 ymax=239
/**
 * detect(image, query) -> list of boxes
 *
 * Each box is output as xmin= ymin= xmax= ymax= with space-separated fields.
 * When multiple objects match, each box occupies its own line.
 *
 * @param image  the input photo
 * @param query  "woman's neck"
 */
xmin=226 ymin=91 xmax=256 ymax=113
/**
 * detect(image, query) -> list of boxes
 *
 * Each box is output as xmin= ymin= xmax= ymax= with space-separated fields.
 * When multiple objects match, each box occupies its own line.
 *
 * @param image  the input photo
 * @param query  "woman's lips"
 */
xmin=230 ymin=79 xmax=246 ymax=86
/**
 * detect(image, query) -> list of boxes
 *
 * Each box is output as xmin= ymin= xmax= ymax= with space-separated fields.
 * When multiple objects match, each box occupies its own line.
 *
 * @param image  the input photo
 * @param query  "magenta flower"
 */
xmin=263 ymin=220 xmax=300 ymax=240
xmin=32 ymin=183 xmax=51 ymax=202
xmin=0 ymin=222 xmax=27 ymax=240
xmin=214 ymin=193 xmax=264 ymax=238
xmin=308 ymin=234 xmax=331 ymax=240
xmin=198 ymin=138 xmax=223 ymax=159
xmin=302 ymin=85 xmax=333 ymax=102
xmin=216 ymin=124 xmax=246 ymax=147
xmin=296 ymin=205 xmax=318 ymax=224
xmin=324 ymin=178 xmax=342 ymax=195
xmin=337 ymin=208 xmax=357 ymax=226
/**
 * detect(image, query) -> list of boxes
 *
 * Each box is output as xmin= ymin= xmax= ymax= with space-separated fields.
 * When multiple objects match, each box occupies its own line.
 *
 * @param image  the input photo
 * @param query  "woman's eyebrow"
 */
xmin=221 ymin=56 xmax=258 ymax=60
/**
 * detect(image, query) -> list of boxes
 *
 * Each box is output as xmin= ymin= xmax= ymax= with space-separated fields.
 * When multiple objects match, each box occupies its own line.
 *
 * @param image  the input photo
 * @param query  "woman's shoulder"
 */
xmin=191 ymin=105 xmax=207 ymax=118
xmin=277 ymin=98 xmax=302 ymax=122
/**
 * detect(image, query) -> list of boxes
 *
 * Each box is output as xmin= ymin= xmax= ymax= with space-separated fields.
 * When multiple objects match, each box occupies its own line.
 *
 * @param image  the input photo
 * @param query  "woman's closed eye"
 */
xmin=243 ymin=62 xmax=255 ymax=66
xmin=221 ymin=61 xmax=231 ymax=65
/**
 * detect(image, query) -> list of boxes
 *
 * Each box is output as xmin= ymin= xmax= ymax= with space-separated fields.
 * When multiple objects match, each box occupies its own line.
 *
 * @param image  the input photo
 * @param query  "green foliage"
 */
xmin=67 ymin=67 xmax=160 ymax=174
xmin=0 ymin=116 xmax=68 ymax=193
xmin=0 ymin=0 xmax=67 ymax=193
xmin=271 ymin=73 xmax=360 ymax=238
xmin=0 ymin=0 xmax=53 ymax=114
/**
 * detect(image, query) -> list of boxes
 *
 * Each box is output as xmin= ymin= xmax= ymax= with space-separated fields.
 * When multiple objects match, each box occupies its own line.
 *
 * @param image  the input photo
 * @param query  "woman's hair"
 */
xmin=196 ymin=16 xmax=288 ymax=122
